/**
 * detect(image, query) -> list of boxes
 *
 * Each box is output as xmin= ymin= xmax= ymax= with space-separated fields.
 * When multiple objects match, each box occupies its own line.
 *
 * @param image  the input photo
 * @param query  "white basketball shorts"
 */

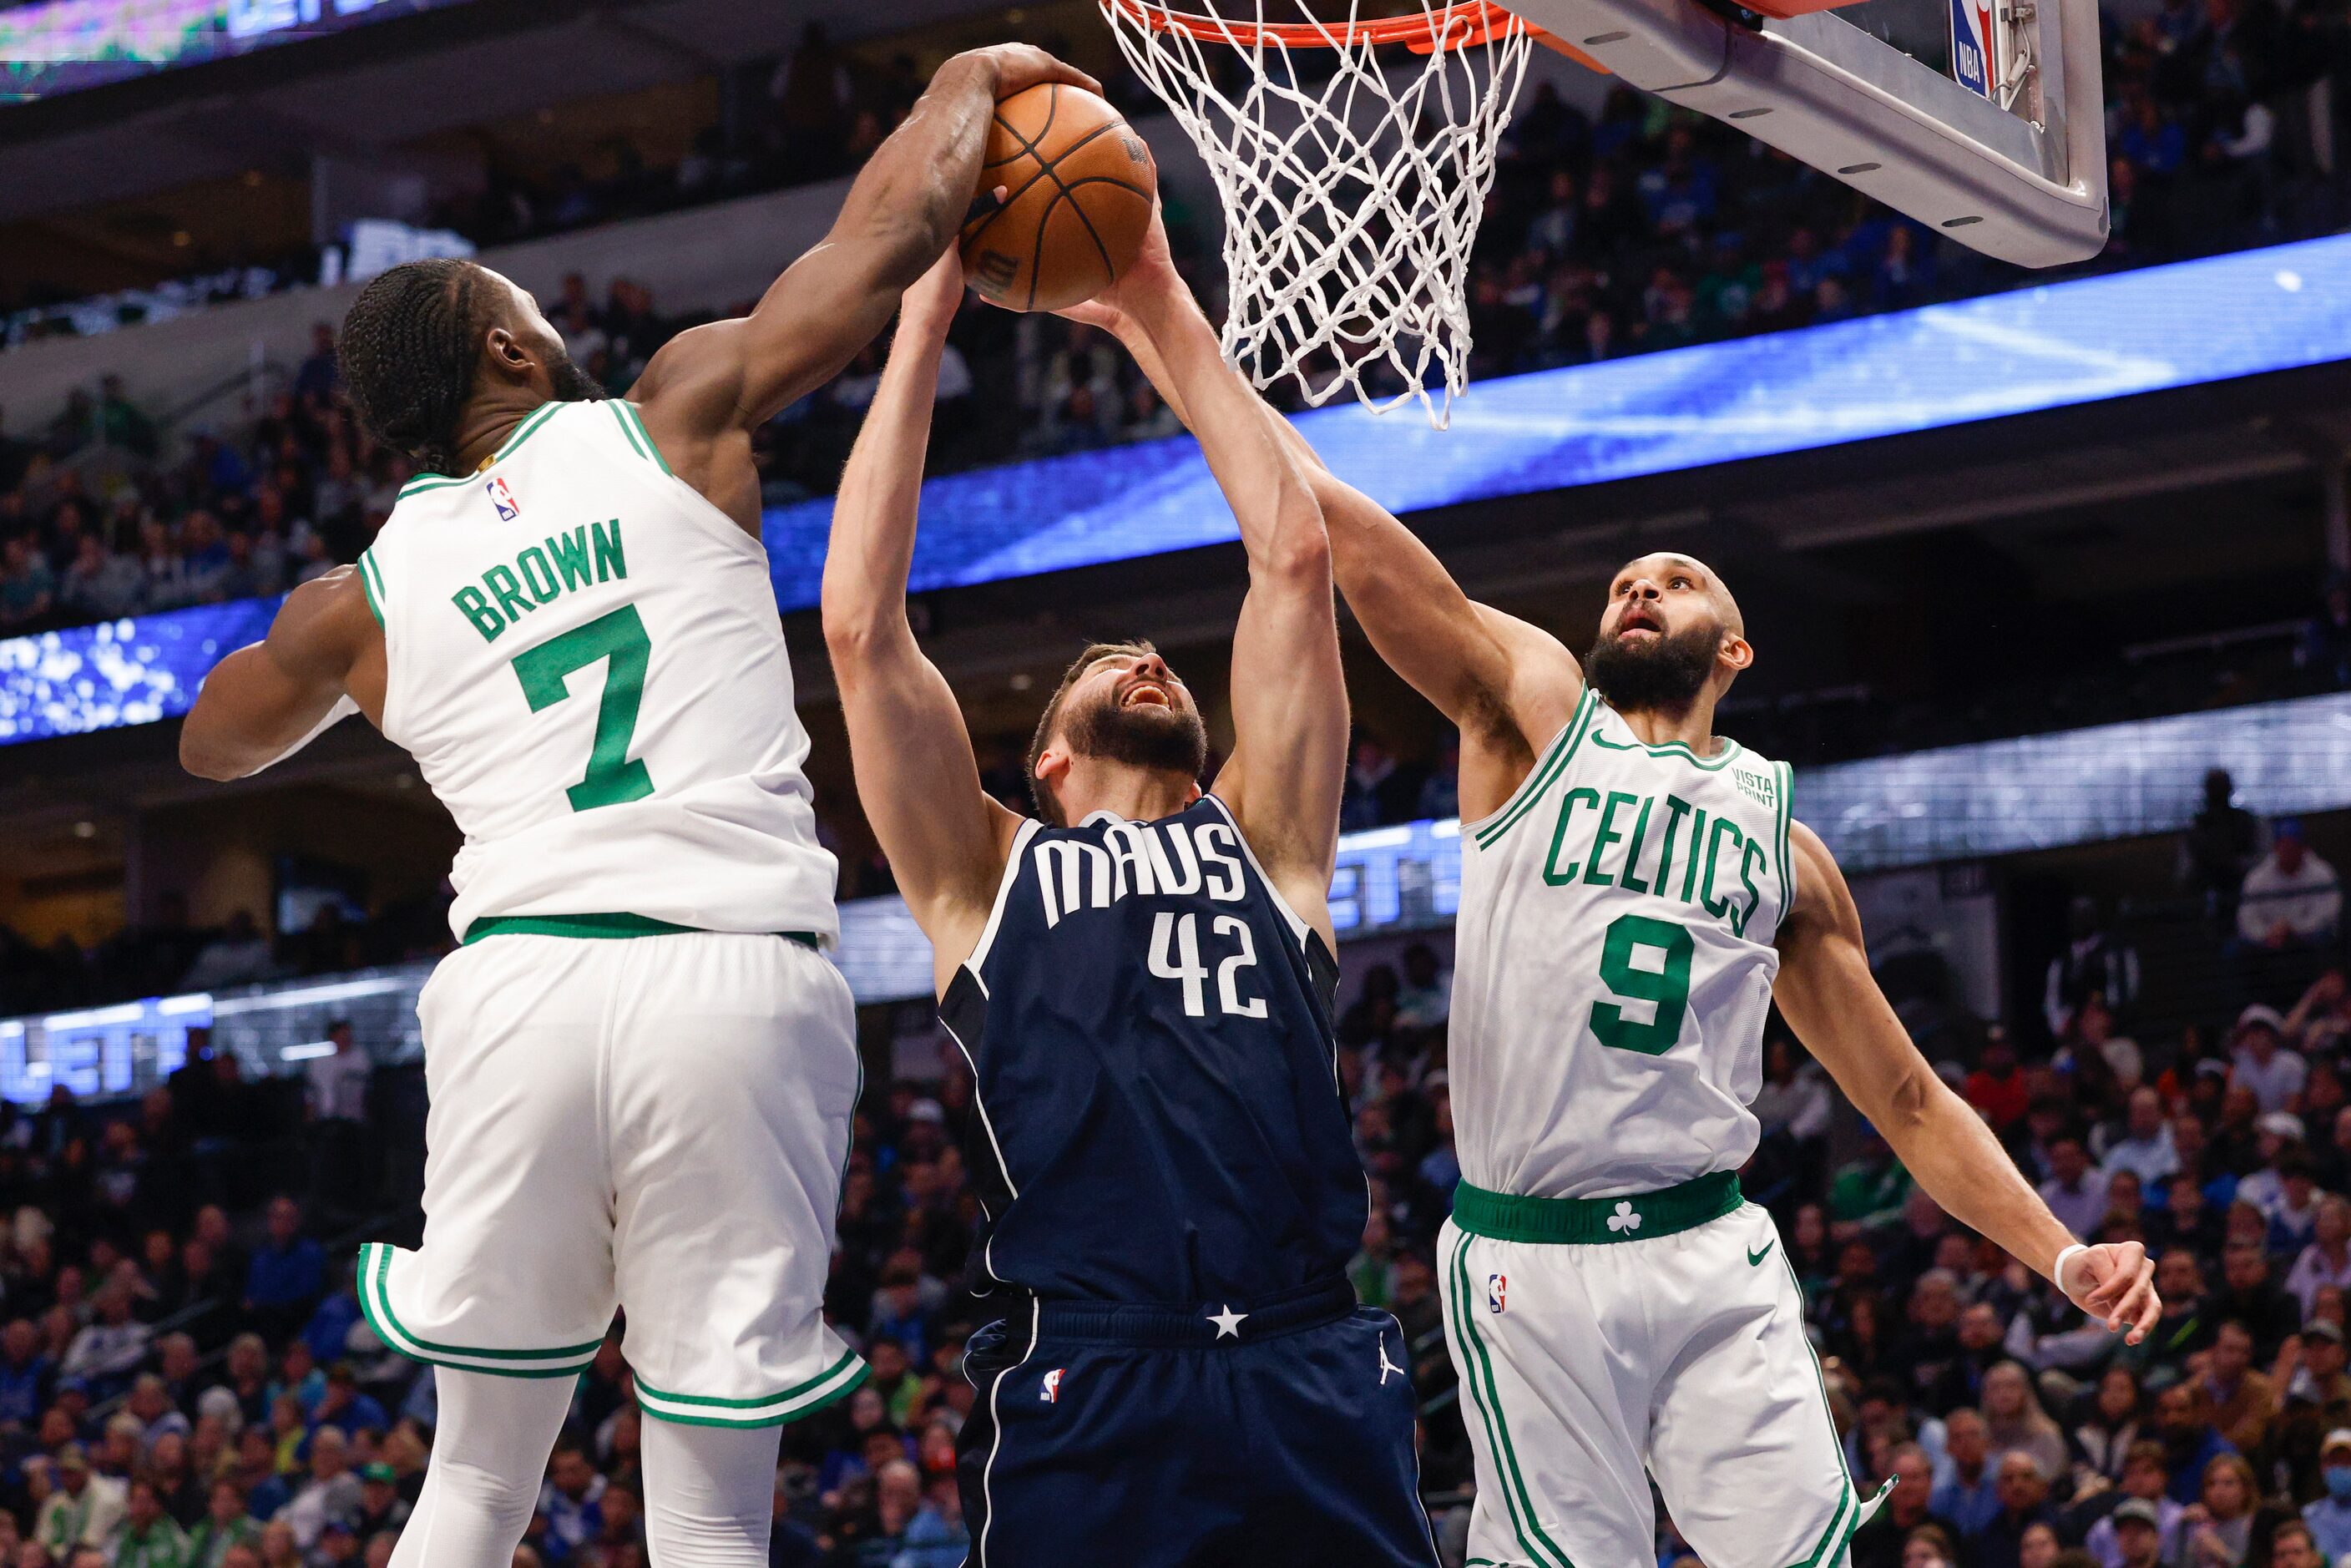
xmin=356 ymin=926 xmax=865 ymax=1428
xmin=1438 ymin=1176 xmax=1888 ymax=1568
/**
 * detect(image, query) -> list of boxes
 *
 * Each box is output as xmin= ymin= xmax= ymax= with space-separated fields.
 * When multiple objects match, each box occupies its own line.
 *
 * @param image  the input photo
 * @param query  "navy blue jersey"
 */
xmin=941 ymin=796 xmax=1367 ymax=1306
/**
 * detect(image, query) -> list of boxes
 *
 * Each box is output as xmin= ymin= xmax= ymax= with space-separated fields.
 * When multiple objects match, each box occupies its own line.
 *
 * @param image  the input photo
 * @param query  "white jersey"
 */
xmin=1449 ymin=688 xmax=1795 ymax=1199
xmin=359 ymin=398 xmax=837 ymax=944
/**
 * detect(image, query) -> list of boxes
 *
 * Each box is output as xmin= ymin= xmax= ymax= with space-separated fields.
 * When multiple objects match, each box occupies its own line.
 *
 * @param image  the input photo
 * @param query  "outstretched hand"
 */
xmin=2062 ymin=1241 xmax=2160 ymax=1343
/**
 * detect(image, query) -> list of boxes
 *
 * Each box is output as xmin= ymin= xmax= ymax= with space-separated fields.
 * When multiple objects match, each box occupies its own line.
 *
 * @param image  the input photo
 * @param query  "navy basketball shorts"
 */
xmin=957 ymin=1277 xmax=1438 ymax=1568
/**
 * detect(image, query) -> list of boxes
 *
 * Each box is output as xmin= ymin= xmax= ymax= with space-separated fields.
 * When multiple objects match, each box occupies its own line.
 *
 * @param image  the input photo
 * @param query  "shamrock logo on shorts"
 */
xmin=1606 ymin=1201 xmax=1642 ymax=1234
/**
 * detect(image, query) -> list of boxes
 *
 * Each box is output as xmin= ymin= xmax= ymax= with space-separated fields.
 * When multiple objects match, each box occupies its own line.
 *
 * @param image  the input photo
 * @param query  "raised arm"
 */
xmin=821 ymin=253 xmax=1025 ymax=991
xmin=1109 ymin=226 xmax=1344 ymax=934
xmin=1061 ymin=227 xmax=1580 ymax=819
xmin=1774 ymin=820 xmax=2160 ymax=1341
xmin=629 ymin=47 xmax=1097 ymax=520
xmin=179 ymin=569 xmax=383 ymax=781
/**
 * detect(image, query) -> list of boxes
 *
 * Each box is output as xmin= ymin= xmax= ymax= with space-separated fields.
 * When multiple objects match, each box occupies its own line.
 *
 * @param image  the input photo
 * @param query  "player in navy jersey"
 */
xmin=822 ymin=223 xmax=1436 ymax=1568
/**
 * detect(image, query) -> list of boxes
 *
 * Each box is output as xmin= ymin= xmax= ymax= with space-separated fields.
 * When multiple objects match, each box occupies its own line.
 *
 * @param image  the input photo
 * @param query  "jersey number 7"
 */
xmin=510 ymin=604 xmax=657 ymax=812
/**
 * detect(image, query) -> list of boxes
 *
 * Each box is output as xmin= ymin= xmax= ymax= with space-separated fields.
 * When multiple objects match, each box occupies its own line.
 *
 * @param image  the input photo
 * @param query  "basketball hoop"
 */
xmin=1104 ymin=1 xmax=1536 ymax=426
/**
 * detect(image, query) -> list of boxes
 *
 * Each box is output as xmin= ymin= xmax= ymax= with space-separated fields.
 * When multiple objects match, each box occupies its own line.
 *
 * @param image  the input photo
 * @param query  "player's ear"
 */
xmin=483 ymin=324 xmax=533 ymax=382
xmin=1033 ymin=745 xmax=1070 ymax=817
xmin=1717 ymin=630 xmax=1754 ymax=675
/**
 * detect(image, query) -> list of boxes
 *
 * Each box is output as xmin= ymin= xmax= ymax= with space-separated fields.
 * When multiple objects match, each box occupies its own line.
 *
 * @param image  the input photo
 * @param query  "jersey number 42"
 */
xmin=1148 ymin=912 xmax=1268 ymax=1019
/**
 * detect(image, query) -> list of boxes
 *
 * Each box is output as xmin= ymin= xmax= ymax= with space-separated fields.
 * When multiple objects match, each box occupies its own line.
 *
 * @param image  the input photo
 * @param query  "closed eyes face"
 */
xmin=1071 ymin=653 xmax=1196 ymax=723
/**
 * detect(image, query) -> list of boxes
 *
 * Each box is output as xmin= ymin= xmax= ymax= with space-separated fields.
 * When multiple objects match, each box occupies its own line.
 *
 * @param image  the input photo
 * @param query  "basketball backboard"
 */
xmin=1498 ymin=0 xmax=2108 ymax=266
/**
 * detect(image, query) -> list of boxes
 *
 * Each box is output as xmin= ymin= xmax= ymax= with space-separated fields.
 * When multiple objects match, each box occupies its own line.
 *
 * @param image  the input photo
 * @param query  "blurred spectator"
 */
xmin=2046 ymin=898 xmax=2143 ymax=1039
xmin=2103 ymin=1088 xmax=2183 ymax=1187
xmin=1970 ymin=1029 xmax=2034 ymax=1134
xmin=2185 ymin=771 xmax=2265 ymax=925
xmin=2228 ymin=1006 xmax=2307 ymax=1113
xmin=2238 ymin=821 xmax=2342 ymax=1003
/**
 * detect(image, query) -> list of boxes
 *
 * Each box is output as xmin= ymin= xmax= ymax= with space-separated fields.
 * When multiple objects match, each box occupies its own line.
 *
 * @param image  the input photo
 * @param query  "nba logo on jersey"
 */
xmin=1948 ymin=0 xmax=2000 ymax=99
xmin=1039 ymin=1368 xmax=1064 ymax=1404
xmin=485 ymin=476 xmax=522 ymax=521
xmin=1487 ymin=1273 xmax=1507 ymax=1314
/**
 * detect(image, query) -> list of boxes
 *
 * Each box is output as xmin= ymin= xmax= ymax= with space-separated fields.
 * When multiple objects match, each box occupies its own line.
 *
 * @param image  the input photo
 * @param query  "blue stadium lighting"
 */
xmin=3 ymin=233 xmax=2348 ymax=749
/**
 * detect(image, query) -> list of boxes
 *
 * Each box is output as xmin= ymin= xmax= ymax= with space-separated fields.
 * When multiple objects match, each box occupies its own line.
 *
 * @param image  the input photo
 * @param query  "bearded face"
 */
xmin=1585 ymin=616 xmax=1724 ymax=711
xmin=545 ymin=348 xmax=603 ymax=405
xmin=1058 ymin=675 xmax=1209 ymax=781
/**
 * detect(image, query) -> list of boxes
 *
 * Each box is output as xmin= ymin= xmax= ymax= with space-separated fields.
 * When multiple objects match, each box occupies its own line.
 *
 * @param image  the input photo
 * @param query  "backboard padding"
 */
xmin=1503 ymin=0 xmax=2107 ymax=266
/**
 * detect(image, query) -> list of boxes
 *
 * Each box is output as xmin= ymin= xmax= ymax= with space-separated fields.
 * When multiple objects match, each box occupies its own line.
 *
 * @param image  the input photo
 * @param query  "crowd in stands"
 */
xmin=0 ymin=891 xmax=453 ymax=1024
xmin=0 ymin=789 xmax=2346 ymax=1565
xmin=4 ymin=0 xmax=2346 ymax=635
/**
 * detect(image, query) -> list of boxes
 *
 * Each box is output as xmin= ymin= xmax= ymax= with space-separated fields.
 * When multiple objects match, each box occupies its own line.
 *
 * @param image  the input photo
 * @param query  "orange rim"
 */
xmin=1106 ymin=0 xmax=1524 ymax=52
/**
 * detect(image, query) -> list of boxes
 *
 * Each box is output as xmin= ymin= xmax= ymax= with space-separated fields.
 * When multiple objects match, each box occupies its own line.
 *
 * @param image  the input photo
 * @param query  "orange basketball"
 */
xmin=960 ymin=83 xmax=1157 ymax=314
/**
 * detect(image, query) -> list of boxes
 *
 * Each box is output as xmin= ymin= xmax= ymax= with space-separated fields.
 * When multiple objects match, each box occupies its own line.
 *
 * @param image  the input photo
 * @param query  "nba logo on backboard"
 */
xmin=485 ymin=476 xmax=520 ymax=521
xmin=1039 ymin=1368 xmax=1064 ymax=1404
xmin=1949 ymin=0 xmax=2000 ymax=99
xmin=1487 ymin=1273 xmax=1506 ymax=1314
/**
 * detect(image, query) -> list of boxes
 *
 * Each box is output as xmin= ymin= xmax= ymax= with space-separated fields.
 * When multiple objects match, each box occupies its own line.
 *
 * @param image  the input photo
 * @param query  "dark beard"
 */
xmin=1063 ymin=690 xmax=1209 ymax=781
xmin=547 ymin=350 xmax=603 ymax=404
xmin=1585 ymin=620 xmax=1722 ymax=712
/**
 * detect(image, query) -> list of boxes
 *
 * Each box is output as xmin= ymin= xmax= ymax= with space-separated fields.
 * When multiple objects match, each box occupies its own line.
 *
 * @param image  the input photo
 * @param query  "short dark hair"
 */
xmin=1024 ymin=640 xmax=1159 ymax=827
xmin=338 ymin=259 xmax=496 ymax=478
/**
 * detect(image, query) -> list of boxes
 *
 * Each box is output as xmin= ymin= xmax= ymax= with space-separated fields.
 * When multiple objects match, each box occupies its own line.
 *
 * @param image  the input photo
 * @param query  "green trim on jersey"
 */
xmin=1452 ymin=1173 xmax=1743 ymax=1245
xmin=395 ymin=469 xmax=477 ymax=498
xmin=1449 ymin=1232 xmax=1578 ymax=1568
xmin=1774 ymin=760 xmax=1797 ymax=914
xmin=1471 ymin=690 xmax=1599 ymax=852
xmin=356 ymin=550 xmax=387 ymax=625
xmin=356 ymin=1244 xmax=602 ymax=1378
xmin=614 ymin=401 xmax=675 ymax=476
xmin=1585 ymin=729 xmax=1743 ymax=770
xmin=633 ymin=1353 xmax=869 ymax=1429
xmin=462 ymin=913 xmax=822 ymax=947
xmin=396 ymin=401 xmax=566 ymax=498
xmin=609 ymin=401 xmax=653 ymax=465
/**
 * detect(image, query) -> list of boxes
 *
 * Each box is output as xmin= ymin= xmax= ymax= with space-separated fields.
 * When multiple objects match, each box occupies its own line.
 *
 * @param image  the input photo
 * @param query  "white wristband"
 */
xmin=2053 ymin=1243 xmax=2090 ymax=1297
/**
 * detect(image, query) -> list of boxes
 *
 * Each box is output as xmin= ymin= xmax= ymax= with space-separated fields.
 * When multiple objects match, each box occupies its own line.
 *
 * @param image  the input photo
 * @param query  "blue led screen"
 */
xmin=3 ymin=234 xmax=2348 ymax=747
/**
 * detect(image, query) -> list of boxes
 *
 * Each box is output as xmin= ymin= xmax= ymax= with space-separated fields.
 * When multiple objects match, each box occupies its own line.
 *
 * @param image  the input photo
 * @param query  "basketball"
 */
xmin=959 ymin=83 xmax=1157 ymax=314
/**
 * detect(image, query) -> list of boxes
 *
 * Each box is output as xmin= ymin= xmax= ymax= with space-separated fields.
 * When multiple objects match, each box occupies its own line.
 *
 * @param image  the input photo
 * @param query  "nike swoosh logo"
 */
xmin=1748 ymin=1240 xmax=1776 ymax=1267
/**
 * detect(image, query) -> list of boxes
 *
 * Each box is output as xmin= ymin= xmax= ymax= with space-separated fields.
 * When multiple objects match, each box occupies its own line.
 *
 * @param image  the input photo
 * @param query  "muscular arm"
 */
xmin=1065 ymin=259 xmax=1580 ymax=818
xmin=1117 ymin=250 xmax=1344 ymax=936
xmin=179 ymin=568 xmax=383 ymax=781
xmin=1775 ymin=821 xmax=2160 ymax=1340
xmin=821 ymin=255 xmax=1024 ymax=992
xmin=630 ymin=46 xmax=1097 ymax=531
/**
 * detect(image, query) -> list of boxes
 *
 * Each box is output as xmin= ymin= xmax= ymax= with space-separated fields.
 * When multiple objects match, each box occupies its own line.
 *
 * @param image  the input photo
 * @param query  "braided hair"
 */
xmin=337 ymin=259 xmax=494 ymax=478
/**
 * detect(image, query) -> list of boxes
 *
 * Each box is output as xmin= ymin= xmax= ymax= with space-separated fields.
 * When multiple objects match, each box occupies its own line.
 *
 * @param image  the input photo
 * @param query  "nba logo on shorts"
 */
xmin=1487 ymin=1273 xmax=1507 ymax=1314
xmin=1039 ymin=1368 xmax=1064 ymax=1404
xmin=485 ymin=476 xmax=521 ymax=521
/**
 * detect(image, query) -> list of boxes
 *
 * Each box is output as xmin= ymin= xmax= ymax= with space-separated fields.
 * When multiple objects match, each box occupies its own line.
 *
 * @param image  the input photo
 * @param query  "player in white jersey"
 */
xmin=1061 ymin=283 xmax=2166 ymax=1565
xmin=177 ymin=42 xmax=1097 ymax=1568
xmin=1323 ymin=538 xmax=2161 ymax=1566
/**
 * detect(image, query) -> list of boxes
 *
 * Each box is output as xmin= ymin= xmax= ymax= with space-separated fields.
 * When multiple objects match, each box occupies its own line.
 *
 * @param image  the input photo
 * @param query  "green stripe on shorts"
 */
xmin=1449 ymin=1231 xmax=1577 ymax=1568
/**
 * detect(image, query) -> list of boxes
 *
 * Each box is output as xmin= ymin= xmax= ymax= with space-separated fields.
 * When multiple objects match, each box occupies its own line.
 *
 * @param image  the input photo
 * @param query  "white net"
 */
xmin=1104 ymin=0 xmax=1534 ymax=426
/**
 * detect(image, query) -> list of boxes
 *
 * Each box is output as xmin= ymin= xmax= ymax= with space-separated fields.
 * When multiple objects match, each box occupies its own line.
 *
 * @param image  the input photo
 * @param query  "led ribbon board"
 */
xmin=1 ymin=0 xmax=478 ymax=103
xmin=11 ymin=685 xmax=2351 ymax=1081
xmin=2 ymin=235 xmax=2346 ymax=747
